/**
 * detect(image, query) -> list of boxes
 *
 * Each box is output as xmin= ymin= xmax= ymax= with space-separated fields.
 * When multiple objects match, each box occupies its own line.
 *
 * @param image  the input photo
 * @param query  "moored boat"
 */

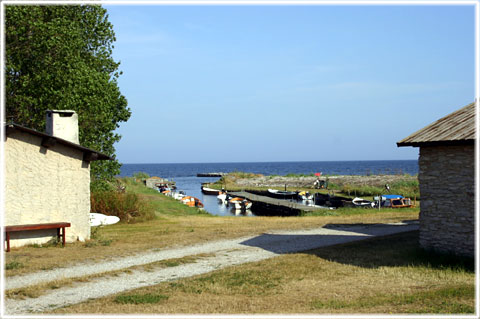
xmin=373 ymin=195 xmax=414 ymax=208
xmin=201 ymin=185 xmax=223 ymax=195
xmin=217 ymin=192 xmax=227 ymax=203
xmin=267 ymin=189 xmax=298 ymax=199
xmin=228 ymin=197 xmax=252 ymax=210
xmin=297 ymin=191 xmax=313 ymax=201
xmin=352 ymin=197 xmax=374 ymax=208
xmin=181 ymin=196 xmax=204 ymax=208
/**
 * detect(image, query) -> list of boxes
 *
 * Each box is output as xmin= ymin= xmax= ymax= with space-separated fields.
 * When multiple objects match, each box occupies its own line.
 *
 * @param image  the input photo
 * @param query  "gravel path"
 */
xmin=4 ymin=222 xmax=418 ymax=314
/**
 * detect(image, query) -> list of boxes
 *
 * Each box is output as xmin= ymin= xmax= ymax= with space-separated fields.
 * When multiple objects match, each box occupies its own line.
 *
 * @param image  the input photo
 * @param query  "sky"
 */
xmin=104 ymin=3 xmax=476 ymax=164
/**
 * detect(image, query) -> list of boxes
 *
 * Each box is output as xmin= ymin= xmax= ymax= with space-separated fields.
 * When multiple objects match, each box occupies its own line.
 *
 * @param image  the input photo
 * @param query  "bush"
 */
xmin=133 ymin=171 xmax=150 ymax=180
xmin=91 ymin=190 xmax=155 ymax=223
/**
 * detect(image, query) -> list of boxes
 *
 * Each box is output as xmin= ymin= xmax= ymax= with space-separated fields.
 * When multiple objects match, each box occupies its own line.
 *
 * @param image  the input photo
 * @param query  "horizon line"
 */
xmin=120 ymin=159 xmax=419 ymax=165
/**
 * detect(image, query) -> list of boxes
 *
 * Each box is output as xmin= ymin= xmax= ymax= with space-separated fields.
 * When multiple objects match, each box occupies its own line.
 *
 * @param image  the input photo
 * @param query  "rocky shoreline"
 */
xmin=230 ymin=174 xmax=418 ymax=189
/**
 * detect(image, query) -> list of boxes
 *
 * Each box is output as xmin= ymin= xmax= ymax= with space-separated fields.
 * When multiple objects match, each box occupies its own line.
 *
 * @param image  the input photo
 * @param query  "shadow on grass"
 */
xmin=241 ymin=223 xmax=473 ymax=272
xmin=307 ymin=230 xmax=474 ymax=272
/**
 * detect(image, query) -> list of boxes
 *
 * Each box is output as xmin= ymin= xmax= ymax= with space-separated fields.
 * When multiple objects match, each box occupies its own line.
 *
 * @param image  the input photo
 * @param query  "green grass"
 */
xmin=302 ymin=206 xmax=420 ymax=217
xmin=311 ymin=285 xmax=474 ymax=313
xmin=114 ymin=293 xmax=169 ymax=304
xmin=5 ymin=260 xmax=23 ymax=270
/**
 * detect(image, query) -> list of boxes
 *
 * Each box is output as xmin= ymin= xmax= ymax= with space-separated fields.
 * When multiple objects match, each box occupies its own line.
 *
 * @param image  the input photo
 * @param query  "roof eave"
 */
xmin=397 ymin=139 xmax=475 ymax=148
xmin=5 ymin=123 xmax=112 ymax=161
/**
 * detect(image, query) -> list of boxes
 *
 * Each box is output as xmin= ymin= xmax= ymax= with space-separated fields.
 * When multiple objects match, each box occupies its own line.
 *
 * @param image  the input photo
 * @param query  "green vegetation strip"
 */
xmin=311 ymin=285 xmax=474 ymax=313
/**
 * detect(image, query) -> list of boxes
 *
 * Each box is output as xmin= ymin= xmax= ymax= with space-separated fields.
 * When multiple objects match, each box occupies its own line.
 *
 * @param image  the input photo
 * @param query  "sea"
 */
xmin=118 ymin=160 xmax=418 ymax=217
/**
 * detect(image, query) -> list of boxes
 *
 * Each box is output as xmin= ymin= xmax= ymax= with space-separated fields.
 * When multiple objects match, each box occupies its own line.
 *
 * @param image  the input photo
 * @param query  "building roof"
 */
xmin=5 ymin=123 xmax=112 ymax=161
xmin=397 ymin=102 xmax=476 ymax=147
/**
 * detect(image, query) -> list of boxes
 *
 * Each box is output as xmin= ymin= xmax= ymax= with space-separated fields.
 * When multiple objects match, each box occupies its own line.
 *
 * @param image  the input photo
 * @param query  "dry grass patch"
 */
xmin=51 ymin=231 xmax=474 ymax=315
xmin=5 ymin=253 xmax=214 ymax=300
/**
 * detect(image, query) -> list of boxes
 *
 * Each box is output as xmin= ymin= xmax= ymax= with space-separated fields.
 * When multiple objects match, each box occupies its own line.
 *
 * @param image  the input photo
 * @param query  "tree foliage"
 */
xmin=5 ymin=5 xmax=131 ymax=187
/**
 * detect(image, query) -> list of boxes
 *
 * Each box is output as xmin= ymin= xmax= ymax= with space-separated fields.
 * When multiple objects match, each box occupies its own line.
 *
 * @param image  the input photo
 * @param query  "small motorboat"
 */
xmin=352 ymin=197 xmax=374 ymax=208
xmin=172 ymin=190 xmax=186 ymax=200
xmin=217 ymin=192 xmax=227 ymax=203
xmin=181 ymin=196 xmax=204 ymax=208
xmin=373 ymin=195 xmax=414 ymax=208
xmin=297 ymin=191 xmax=313 ymax=201
xmin=201 ymin=185 xmax=223 ymax=195
xmin=228 ymin=197 xmax=252 ymax=210
xmin=267 ymin=189 xmax=298 ymax=199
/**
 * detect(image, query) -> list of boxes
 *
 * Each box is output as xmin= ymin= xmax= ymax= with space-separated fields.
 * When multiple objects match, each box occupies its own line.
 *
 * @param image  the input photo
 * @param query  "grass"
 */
xmin=50 ymin=231 xmax=475 ymax=314
xmin=114 ymin=293 xmax=169 ymax=304
xmin=5 ymin=253 xmax=213 ymax=300
xmin=5 ymin=177 xmax=418 ymax=276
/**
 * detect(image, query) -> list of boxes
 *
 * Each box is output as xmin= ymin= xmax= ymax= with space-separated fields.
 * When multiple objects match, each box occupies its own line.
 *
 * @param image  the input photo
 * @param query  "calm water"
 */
xmin=119 ymin=160 xmax=418 ymax=217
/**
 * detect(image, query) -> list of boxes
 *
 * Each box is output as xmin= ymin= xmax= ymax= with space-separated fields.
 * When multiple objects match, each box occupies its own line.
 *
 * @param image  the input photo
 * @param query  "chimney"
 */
xmin=46 ymin=110 xmax=79 ymax=144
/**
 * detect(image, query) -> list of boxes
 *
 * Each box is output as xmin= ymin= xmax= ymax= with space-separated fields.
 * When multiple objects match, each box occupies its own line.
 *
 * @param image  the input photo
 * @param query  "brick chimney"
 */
xmin=46 ymin=110 xmax=79 ymax=144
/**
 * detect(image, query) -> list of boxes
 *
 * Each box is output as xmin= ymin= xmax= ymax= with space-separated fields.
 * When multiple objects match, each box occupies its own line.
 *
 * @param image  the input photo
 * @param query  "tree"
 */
xmin=5 ymin=5 xmax=131 ymax=188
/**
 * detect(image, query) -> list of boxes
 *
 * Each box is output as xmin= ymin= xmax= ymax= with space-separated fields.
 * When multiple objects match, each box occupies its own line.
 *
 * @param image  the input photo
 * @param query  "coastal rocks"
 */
xmin=233 ymin=174 xmax=417 ymax=189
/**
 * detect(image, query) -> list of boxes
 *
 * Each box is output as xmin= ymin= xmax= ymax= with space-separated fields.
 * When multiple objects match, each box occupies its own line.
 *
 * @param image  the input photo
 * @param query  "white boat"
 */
xmin=228 ymin=197 xmax=252 ymax=210
xmin=201 ymin=186 xmax=223 ymax=195
xmin=172 ymin=191 xmax=186 ymax=200
xmin=217 ymin=192 xmax=227 ymax=203
xmin=90 ymin=213 xmax=120 ymax=227
xmin=352 ymin=197 xmax=374 ymax=208
xmin=297 ymin=191 xmax=313 ymax=201
xmin=267 ymin=189 xmax=297 ymax=199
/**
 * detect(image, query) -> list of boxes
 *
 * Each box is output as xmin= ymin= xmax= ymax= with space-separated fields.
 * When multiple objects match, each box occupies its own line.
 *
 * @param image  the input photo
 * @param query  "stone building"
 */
xmin=4 ymin=110 xmax=110 ymax=248
xmin=397 ymin=102 xmax=476 ymax=257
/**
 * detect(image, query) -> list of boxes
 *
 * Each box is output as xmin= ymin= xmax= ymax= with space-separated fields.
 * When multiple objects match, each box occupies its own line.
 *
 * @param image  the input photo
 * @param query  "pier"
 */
xmin=229 ymin=191 xmax=324 ymax=216
xmin=197 ymin=172 xmax=225 ymax=177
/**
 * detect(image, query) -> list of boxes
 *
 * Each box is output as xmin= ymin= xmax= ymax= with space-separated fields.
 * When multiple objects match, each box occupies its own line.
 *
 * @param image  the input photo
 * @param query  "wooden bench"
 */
xmin=5 ymin=222 xmax=71 ymax=252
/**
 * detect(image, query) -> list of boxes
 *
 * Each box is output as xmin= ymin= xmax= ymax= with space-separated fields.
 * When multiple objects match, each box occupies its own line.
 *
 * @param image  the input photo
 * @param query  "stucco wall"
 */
xmin=5 ymin=131 xmax=91 ymax=247
xmin=418 ymin=145 xmax=475 ymax=257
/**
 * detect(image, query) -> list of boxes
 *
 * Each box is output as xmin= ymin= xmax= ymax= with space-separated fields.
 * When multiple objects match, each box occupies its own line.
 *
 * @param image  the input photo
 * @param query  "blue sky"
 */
xmin=105 ymin=4 xmax=475 ymax=164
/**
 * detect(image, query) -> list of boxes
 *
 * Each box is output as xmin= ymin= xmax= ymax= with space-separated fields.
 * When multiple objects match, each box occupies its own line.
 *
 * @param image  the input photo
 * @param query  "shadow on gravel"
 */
xmin=240 ymin=222 xmax=418 ymax=255
xmin=240 ymin=233 xmax=364 ymax=254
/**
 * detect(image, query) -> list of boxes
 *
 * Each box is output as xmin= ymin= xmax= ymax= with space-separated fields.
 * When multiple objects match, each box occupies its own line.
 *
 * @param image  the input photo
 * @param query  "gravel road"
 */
xmin=4 ymin=222 xmax=418 ymax=315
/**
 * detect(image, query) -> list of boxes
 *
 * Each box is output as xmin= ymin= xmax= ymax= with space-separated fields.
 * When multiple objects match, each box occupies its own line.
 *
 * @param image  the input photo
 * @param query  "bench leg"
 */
xmin=5 ymin=232 xmax=10 ymax=252
xmin=61 ymin=227 xmax=66 ymax=247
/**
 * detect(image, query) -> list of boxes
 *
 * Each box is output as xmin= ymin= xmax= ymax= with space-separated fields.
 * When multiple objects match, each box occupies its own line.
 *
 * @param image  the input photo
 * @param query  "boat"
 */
xmin=373 ymin=195 xmax=414 ymax=208
xmin=201 ymin=185 xmax=223 ymax=195
xmin=297 ymin=191 xmax=313 ymax=201
xmin=89 ymin=213 xmax=120 ymax=227
xmin=352 ymin=197 xmax=374 ymax=208
xmin=172 ymin=190 xmax=186 ymax=200
xmin=228 ymin=197 xmax=252 ymax=210
xmin=181 ymin=196 xmax=204 ymax=208
xmin=267 ymin=189 xmax=298 ymax=199
xmin=217 ymin=192 xmax=227 ymax=203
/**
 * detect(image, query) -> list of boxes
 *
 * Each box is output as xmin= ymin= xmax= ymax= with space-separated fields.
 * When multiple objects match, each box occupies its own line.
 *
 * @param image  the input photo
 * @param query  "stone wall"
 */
xmin=418 ymin=144 xmax=475 ymax=257
xmin=5 ymin=131 xmax=91 ymax=247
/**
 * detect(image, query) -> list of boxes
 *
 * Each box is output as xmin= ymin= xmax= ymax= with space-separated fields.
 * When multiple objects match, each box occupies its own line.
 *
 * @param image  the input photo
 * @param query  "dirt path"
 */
xmin=4 ymin=222 xmax=418 ymax=315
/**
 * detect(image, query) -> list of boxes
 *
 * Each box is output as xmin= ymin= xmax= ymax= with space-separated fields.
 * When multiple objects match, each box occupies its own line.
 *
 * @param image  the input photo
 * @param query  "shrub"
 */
xmin=91 ymin=190 xmax=155 ymax=223
xmin=133 ymin=171 xmax=150 ymax=180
